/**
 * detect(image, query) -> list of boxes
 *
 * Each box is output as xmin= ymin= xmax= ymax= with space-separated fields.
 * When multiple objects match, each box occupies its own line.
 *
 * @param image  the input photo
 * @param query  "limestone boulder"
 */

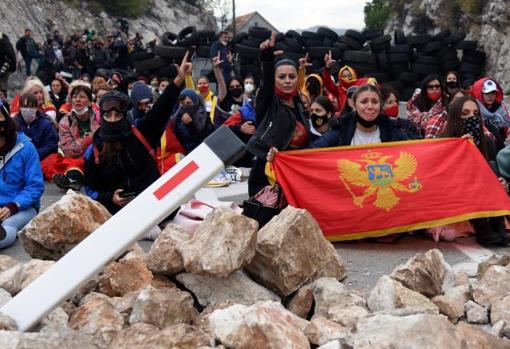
xmin=472 ymin=265 xmax=510 ymax=307
xmin=145 ymin=224 xmax=192 ymax=276
xmin=368 ymin=275 xmax=439 ymax=313
xmin=0 ymin=289 xmax=12 ymax=307
xmin=0 ymin=326 xmax=98 ymax=349
xmin=326 ymin=305 xmax=369 ymax=331
xmin=19 ymin=191 xmax=111 ymax=260
xmin=390 ymin=249 xmax=453 ymax=298
xmin=312 ymin=278 xmax=366 ymax=318
xmin=179 ymin=208 xmax=259 ymax=278
xmin=246 ymin=207 xmax=346 ymax=296
xmin=106 ymin=323 xmax=159 ymax=349
xmin=98 ymin=258 xmax=153 ymax=297
xmin=0 ymin=256 xmax=21 ymax=272
xmin=208 ymin=301 xmax=310 ymax=349
xmin=457 ymin=321 xmax=510 ymax=349
xmin=465 ymin=301 xmax=489 ymax=324
xmin=431 ymin=285 xmax=470 ymax=322
xmin=287 ymin=285 xmax=314 ymax=319
xmin=0 ymin=263 xmax=24 ymax=295
xmin=20 ymin=259 xmax=55 ymax=289
xmin=477 ymin=253 xmax=510 ymax=278
xmin=69 ymin=298 xmax=124 ymax=336
xmin=0 ymin=313 xmax=17 ymax=331
xmin=176 ymin=270 xmax=280 ymax=307
xmin=304 ymin=316 xmax=352 ymax=346
xmin=129 ymin=287 xmax=198 ymax=328
xmin=491 ymin=295 xmax=510 ymax=324
xmin=156 ymin=324 xmax=211 ymax=348
xmin=354 ymin=313 xmax=467 ymax=348
xmin=42 ymin=307 xmax=69 ymax=328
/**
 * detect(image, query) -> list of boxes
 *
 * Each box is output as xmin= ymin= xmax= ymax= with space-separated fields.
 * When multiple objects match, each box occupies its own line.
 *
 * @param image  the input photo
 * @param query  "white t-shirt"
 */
xmin=351 ymin=127 xmax=381 ymax=146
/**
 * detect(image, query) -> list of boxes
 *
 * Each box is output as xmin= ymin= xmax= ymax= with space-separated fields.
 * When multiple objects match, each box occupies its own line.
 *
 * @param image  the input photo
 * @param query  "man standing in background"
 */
xmin=0 ymin=32 xmax=16 ymax=92
xmin=16 ymin=29 xmax=38 ymax=76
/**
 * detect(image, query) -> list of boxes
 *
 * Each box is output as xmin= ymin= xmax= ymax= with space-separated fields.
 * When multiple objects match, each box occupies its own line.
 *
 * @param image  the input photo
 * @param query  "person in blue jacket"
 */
xmin=13 ymin=93 xmax=58 ymax=161
xmin=0 ymin=101 xmax=44 ymax=249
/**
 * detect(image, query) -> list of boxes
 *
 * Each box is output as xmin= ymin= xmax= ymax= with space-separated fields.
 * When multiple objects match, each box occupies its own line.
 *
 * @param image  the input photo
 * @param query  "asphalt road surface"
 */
xmin=4 ymin=181 xmax=509 ymax=297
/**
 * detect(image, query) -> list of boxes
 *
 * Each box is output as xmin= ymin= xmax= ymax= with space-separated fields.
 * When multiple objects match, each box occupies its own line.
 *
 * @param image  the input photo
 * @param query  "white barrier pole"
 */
xmin=1 ymin=126 xmax=245 ymax=331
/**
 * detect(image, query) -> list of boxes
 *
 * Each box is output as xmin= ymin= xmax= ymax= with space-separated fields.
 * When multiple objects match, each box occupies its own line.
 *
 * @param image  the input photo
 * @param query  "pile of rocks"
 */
xmin=0 ymin=192 xmax=508 ymax=348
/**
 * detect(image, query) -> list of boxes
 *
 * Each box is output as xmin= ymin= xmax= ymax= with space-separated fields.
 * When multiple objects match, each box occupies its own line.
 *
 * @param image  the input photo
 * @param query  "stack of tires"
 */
xmin=132 ymin=26 xmax=216 ymax=76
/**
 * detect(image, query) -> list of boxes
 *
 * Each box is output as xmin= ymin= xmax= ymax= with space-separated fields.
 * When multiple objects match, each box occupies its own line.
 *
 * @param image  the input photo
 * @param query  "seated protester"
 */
xmin=48 ymin=77 xmax=68 ymax=117
xmin=441 ymin=96 xmax=508 ymax=246
xmin=243 ymin=75 xmax=257 ymax=101
xmin=58 ymin=80 xmax=100 ymax=116
xmin=224 ymin=100 xmax=256 ymax=167
xmin=172 ymin=88 xmax=214 ymax=154
xmin=10 ymin=77 xmax=57 ymax=121
xmin=0 ymin=104 xmax=44 ymax=249
xmin=406 ymin=74 xmax=448 ymax=137
xmin=219 ymin=76 xmax=248 ymax=116
xmin=471 ymin=78 xmax=510 ymax=151
xmin=297 ymin=55 xmax=324 ymax=103
xmin=323 ymin=50 xmax=377 ymax=115
xmin=13 ymin=93 xmax=58 ymax=160
xmin=380 ymin=85 xmax=420 ymax=139
xmin=47 ymin=84 xmax=101 ymax=190
xmin=153 ymin=77 xmax=169 ymax=102
xmin=83 ymin=54 xmax=191 ymax=214
xmin=309 ymin=96 xmax=335 ymax=142
xmin=341 ymin=86 xmax=358 ymax=116
xmin=445 ymin=71 xmax=461 ymax=102
xmin=94 ymin=82 xmax=113 ymax=104
xmin=128 ymin=81 xmax=153 ymax=126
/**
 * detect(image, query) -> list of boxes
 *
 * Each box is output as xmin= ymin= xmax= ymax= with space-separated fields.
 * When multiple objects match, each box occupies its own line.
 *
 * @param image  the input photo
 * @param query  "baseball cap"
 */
xmin=482 ymin=79 xmax=498 ymax=94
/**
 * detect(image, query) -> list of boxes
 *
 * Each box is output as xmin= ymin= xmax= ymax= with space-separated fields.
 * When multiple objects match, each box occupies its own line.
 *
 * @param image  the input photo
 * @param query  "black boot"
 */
xmin=472 ymin=218 xmax=504 ymax=247
xmin=490 ymin=217 xmax=510 ymax=246
xmin=53 ymin=170 xmax=83 ymax=191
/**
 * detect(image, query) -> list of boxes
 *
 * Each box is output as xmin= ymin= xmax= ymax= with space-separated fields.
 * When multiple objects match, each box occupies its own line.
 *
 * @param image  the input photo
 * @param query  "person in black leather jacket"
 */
xmin=246 ymin=32 xmax=310 ymax=197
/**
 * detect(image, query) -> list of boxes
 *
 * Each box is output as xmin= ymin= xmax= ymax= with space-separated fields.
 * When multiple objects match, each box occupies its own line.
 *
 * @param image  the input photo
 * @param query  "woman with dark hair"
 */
xmin=445 ymin=71 xmax=461 ymax=100
xmin=380 ymin=85 xmax=420 ymax=140
xmin=246 ymin=32 xmax=310 ymax=197
xmin=83 ymin=53 xmax=192 ymax=214
xmin=13 ymin=93 xmax=58 ymax=161
xmin=309 ymin=96 xmax=335 ymax=141
xmin=440 ymin=96 xmax=508 ymax=246
xmin=49 ymin=77 xmax=68 ymax=118
xmin=219 ymin=76 xmax=247 ymax=115
xmin=406 ymin=74 xmax=448 ymax=136
xmin=0 ymin=103 xmax=44 ymax=249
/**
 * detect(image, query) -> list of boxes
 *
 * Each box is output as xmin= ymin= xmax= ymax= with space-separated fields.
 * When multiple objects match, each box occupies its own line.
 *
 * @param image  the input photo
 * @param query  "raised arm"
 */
xmin=212 ymin=51 xmax=227 ymax=102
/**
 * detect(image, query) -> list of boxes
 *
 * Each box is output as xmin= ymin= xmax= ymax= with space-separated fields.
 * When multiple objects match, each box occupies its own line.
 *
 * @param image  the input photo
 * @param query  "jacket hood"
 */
xmin=130 ymin=81 xmax=153 ymax=107
xmin=338 ymin=65 xmax=358 ymax=88
xmin=472 ymin=77 xmax=503 ymax=105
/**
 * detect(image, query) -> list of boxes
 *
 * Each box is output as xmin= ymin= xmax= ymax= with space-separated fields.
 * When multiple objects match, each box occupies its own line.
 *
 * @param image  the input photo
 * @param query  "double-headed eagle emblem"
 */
xmin=337 ymin=150 xmax=422 ymax=211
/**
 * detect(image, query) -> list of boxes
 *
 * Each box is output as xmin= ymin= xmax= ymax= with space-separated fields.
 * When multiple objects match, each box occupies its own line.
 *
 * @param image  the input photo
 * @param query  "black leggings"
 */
xmin=248 ymin=158 xmax=269 ymax=197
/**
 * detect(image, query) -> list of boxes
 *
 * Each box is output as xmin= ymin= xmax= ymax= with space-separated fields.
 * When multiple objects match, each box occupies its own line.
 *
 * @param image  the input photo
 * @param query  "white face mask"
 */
xmin=72 ymin=106 xmax=89 ymax=116
xmin=20 ymin=107 xmax=37 ymax=124
xmin=244 ymin=83 xmax=255 ymax=93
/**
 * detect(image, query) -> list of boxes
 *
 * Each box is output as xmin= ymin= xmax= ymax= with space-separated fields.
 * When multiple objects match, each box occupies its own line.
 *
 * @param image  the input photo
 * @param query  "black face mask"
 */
xmin=310 ymin=113 xmax=329 ymax=129
xmin=462 ymin=115 xmax=482 ymax=145
xmin=99 ymin=117 xmax=132 ymax=142
xmin=181 ymin=104 xmax=199 ymax=117
xmin=446 ymin=81 xmax=459 ymax=89
xmin=230 ymin=87 xmax=243 ymax=98
xmin=0 ymin=120 xmax=6 ymax=136
xmin=307 ymin=80 xmax=321 ymax=96
xmin=356 ymin=113 xmax=379 ymax=128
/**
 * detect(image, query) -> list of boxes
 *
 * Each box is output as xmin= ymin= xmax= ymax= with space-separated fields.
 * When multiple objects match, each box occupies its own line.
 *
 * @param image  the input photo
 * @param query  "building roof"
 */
xmin=230 ymin=11 xmax=278 ymax=33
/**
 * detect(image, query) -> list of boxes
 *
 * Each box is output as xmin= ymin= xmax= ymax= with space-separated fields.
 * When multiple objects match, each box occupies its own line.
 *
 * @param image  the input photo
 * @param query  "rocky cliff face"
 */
xmin=0 ymin=0 xmax=216 ymax=44
xmin=387 ymin=0 xmax=510 ymax=91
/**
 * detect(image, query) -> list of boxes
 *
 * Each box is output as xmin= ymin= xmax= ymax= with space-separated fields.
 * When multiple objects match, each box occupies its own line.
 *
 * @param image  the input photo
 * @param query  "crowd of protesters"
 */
xmin=0 ymin=26 xmax=510 ymax=249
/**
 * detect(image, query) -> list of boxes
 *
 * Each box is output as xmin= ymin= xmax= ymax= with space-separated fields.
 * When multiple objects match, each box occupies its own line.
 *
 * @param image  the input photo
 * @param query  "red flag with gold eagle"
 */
xmin=271 ymin=138 xmax=510 ymax=241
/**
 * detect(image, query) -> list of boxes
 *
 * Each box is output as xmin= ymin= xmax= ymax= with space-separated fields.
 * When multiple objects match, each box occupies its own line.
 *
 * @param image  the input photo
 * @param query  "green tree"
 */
xmin=364 ymin=0 xmax=392 ymax=29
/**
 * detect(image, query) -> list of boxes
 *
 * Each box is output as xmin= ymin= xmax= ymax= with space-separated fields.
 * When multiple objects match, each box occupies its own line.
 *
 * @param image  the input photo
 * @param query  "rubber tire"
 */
xmin=455 ymin=40 xmax=478 ymax=51
xmin=248 ymin=26 xmax=272 ymax=39
xmin=367 ymin=72 xmax=391 ymax=82
xmin=440 ymin=59 xmax=460 ymax=73
xmin=397 ymin=71 xmax=421 ymax=83
xmin=317 ymin=27 xmax=339 ymax=41
xmin=177 ymin=26 xmax=199 ymax=46
xmin=438 ymin=48 xmax=458 ymax=61
xmin=377 ymin=53 xmax=390 ymax=71
xmin=443 ymin=32 xmax=466 ymax=45
xmin=322 ymin=37 xmax=334 ymax=48
xmin=160 ymin=32 xmax=178 ymax=46
xmin=333 ymin=42 xmax=350 ymax=51
xmin=387 ymin=45 xmax=412 ymax=54
xmin=389 ymin=63 xmax=411 ymax=74
xmin=432 ymin=29 xmax=451 ymax=41
xmin=345 ymin=29 xmax=365 ymax=43
xmin=459 ymin=61 xmax=482 ymax=74
xmin=235 ymin=44 xmax=260 ymax=60
xmin=302 ymin=38 xmax=323 ymax=48
xmin=338 ymin=35 xmax=363 ymax=50
xmin=411 ymin=63 xmax=439 ymax=75
xmin=197 ymin=46 xmax=211 ymax=58
xmin=394 ymin=30 xmax=407 ymax=45
xmin=134 ymin=57 xmax=169 ymax=71
xmin=154 ymin=45 xmax=187 ymax=59
xmin=417 ymin=41 xmax=442 ymax=53
xmin=344 ymin=62 xmax=378 ymax=74
xmin=388 ymin=53 xmax=411 ymax=64
xmin=406 ymin=34 xmax=431 ymax=47
xmin=413 ymin=55 xmax=438 ymax=65
xmin=462 ymin=50 xmax=486 ymax=64
xmin=370 ymin=41 xmax=391 ymax=54
xmin=363 ymin=28 xmax=384 ymax=40
xmin=130 ymin=51 xmax=155 ymax=62
xmin=301 ymin=31 xmax=322 ymax=41
xmin=343 ymin=50 xmax=377 ymax=64
xmin=385 ymin=80 xmax=405 ymax=92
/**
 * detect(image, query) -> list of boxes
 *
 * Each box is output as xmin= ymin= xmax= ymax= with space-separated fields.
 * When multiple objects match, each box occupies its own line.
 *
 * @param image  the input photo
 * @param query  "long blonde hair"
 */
xmin=21 ymin=77 xmax=51 ymax=107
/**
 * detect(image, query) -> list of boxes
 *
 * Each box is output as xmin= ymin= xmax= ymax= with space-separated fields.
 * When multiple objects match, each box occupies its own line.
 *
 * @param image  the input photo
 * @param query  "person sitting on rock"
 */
xmin=0 ymin=101 xmax=44 ymax=249
xmin=10 ymin=77 xmax=57 ymax=121
xmin=381 ymin=85 xmax=420 ymax=140
xmin=83 ymin=52 xmax=192 ymax=214
xmin=13 ymin=93 xmax=58 ymax=161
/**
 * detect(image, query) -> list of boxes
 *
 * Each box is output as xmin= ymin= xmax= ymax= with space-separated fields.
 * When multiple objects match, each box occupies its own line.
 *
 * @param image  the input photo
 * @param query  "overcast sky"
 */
xmin=233 ymin=0 xmax=366 ymax=32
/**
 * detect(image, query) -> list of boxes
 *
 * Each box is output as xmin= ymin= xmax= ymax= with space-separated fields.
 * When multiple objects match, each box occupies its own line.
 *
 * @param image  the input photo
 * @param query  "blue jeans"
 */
xmin=0 ymin=207 xmax=37 ymax=249
xmin=24 ymin=56 xmax=33 ymax=76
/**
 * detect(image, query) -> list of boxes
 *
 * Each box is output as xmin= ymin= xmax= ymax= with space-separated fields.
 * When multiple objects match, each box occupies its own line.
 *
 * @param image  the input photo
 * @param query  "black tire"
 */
xmin=440 ymin=59 xmax=460 ymax=73
xmin=333 ymin=42 xmax=350 ymax=51
xmin=301 ymin=31 xmax=322 ymax=41
xmin=370 ymin=34 xmax=391 ymax=46
xmin=280 ymin=51 xmax=302 ymax=65
xmin=394 ymin=30 xmax=407 ymax=45
xmin=389 ymin=63 xmax=411 ymax=74
xmin=282 ymin=37 xmax=304 ymax=52
xmin=235 ymin=44 xmax=260 ymax=60
xmin=317 ymin=27 xmax=339 ymax=41
xmin=388 ymin=53 xmax=411 ymax=64
xmin=154 ymin=45 xmax=187 ymax=59
xmin=342 ymin=50 xmax=377 ymax=64
xmin=242 ymin=37 xmax=264 ymax=48
xmin=231 ymin=32 xmax=248 ymax=47
xmin=130 ymin=51 xmax=155 ymax=62
xmin=432 ymin=29 xmax=451 ymax=41
xmin=134 ymin=57 xmax=169 ymax=71
xmin=385 ymin=80 xmax=405 ymax=92
xmin=459 ymin=61 xmax=482 ymax=74
xmin=400 ymin=87 xmax=415 ymax=101
xmin=363 ymin=28 xmax=384 ymax=40
xmin=345 ymin=29 xmax=365 ymax=44
xmin=248 ymin=26 xmax=271 ymax=39
xmin=417 ymin=41 xmax=442 ymax=53
xmin=411 ymin=63 xmax=439 ymax=75
xmin=177 ymin=26 xmax=199 ymax=46
xmin=455 ymin=40 xmax=478 ymax=51
xmin=344 ymin=62 xmax=378 ymax=74
xmin=443 ymin=32 xmax=466 ymax=45
xmin=438 ymin=48 xmax=458 ymax=61
xmin=307 ymin=47 xmax=330 ymax=60
xmin=370 ymin=41 xmax=391 ymax=54
xmin=413 ymin=55 xmax=437 ymax=65
xmin=302 ymin=38 xmax=323 ymax=48
xmin=387 ymin=45 xmax=412 ymax=54
xmin=338 ymin=35 xmax=363 ymax=50
xmin=377 ymin=53 xmax=390 ymax=71
xmin=160 ymin=32 xmax=178 ymax=46
xmin=286 ymin=30 xmax=304 ymax=46
xmin=322 ymin=37 xmax=334 ymax=48
xmin=462 ymin=50 xmax=486 ymax=64
xmin=406 ymin=34 xmax=431 ymax=47
xmin=397 ymin=71 xmax=420 ymax=83
xmin=197 ymin=46 xmax=210 ymax=58
xmin=367 ymin=72 xmax=391 ymax=82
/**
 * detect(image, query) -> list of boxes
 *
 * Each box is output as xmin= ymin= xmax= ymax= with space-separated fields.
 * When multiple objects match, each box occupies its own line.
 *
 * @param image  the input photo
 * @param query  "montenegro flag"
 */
xmin=271 ymin=138 xmax=510 ymax=241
